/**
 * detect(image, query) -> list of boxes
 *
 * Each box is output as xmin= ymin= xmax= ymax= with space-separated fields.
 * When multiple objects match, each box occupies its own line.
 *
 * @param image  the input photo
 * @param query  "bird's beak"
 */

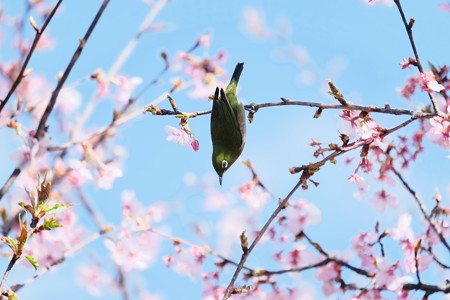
xmin=219 ymin=175 xmax=223 ymax=186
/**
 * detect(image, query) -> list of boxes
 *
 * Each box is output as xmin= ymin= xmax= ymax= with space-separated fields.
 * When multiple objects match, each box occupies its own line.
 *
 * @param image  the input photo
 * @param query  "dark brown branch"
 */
xmin=391 ymin=167 xmax=450 ymax=252
xmin=426 ymin=247 xmax=450 ymax=269
xmin=222 ymin=180 xmax=303 ymax=300
xmin=393 ymin=0 xmax=441 ymax=115
xmin=0 ymin=257 xmax=19 ymax=294
xmin=0 ymin=0 xmax=111 ymax=203
xmin=0 ymin=0 xmax=63 ymax=113
xmin=403 ymin=282 xmax=450 ymax=295
xmin=149 ymin=100 xmax=432 ymax=118
xmin=253 ymin=99 xmax=417 ymax=116
xmin=0 ymin=168 xmax=22 ymax=202
xmin=34 ymin=0 xmax=110 ymax=140
xmin=222 ymin=115 xmax=422 ymax=298
xmin=302 ymin=232 xmax=372 ymax=278
xmin=248 ymin=258 xmax=331 ymax=277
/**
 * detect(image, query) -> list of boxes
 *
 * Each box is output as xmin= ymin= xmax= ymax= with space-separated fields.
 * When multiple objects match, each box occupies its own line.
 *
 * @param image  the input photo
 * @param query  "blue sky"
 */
xmin=1 ymin=0 xmax=450 ymax=299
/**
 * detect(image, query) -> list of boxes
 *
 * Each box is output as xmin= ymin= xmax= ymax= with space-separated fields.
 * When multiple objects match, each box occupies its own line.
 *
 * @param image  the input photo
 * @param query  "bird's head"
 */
xmin=212 ymin=150 xmax=235 ymax=185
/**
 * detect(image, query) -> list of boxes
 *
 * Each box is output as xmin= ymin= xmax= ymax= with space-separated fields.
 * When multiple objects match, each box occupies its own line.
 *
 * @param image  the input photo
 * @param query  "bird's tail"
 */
xmin=230 ymin=62 xmax=244 ymax=85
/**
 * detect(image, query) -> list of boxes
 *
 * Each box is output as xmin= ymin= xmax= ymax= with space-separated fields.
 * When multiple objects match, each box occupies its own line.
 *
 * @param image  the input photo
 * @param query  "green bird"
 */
xmin=211 ymin=62 xmax=246 ymax=185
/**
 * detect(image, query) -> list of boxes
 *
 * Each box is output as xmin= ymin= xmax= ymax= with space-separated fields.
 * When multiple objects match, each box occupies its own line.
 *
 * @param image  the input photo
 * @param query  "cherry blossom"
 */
xmin=372 ymin=258 xmax=412 ymax=292
xmin=242 ymin=7 xmax=271 ymax=39
xmin=105 ymin=231 xmax=162 ymax=272
xmin=78 ymin=264 xmax=116 ymax=297
xmin=425 ymin=95 xmax=450 ymax=145
xmin=168 ymin=247 xmax=205 ymax=279
xmin=114 ymin=75 xmax=143 ymax=105
xmin=370 ymin=189 xmax=398 ymax=212
xmin=438 ymin=3 xmax=450 ymax=13
xmin=238 ymin=180 xmax=270 ymax=211
xmin=315 ymin=262 xmax=342 ymax=297
xmin=419 ymin=71 xmax=444 ymax=92
xmin=285 ymin=199 xmax=321 ymax=234
xmin=165 ymin=125 xmax=191 ymax=147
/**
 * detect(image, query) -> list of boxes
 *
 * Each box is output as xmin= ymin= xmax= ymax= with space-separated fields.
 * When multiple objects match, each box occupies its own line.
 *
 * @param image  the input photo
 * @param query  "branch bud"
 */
xmin=240 ymin=231 xmax=249 ymax=254
xmin=29 ymin=16 xmax=39 ymax=32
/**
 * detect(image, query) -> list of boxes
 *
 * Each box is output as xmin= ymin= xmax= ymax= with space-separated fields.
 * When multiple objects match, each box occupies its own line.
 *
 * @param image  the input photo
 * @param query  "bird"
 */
xmin=210 ymin=62 xmax=246 ymax=185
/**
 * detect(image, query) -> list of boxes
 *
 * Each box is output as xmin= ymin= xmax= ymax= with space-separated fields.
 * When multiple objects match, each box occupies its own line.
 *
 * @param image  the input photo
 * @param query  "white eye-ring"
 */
xmin=221 ymin=160 xmax=228 ymax=169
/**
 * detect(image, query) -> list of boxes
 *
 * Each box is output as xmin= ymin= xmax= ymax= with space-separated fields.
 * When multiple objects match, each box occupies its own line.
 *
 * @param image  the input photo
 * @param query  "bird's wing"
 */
xmin=211 ymin=87 xmax=243 ymax=148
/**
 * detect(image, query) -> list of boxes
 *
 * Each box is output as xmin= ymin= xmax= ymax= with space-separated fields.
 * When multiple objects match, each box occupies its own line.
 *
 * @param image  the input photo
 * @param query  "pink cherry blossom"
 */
xmin=419 ymin=71 xmax=445 ymax=93
xmin=438 ymin=3 xmax=450 ymax=13
xmin=352 ymin=231 xmax=377 ymax=270
xmin=316 ymin=262 xmax=342 ymax=296
xmin=216 ymin=209 xmax=254 ymax=255
xmin=390 ymin=213 xmax=414 ymax=241
xmin=165 ymin=125 xmax=191 ymax=147
xmin=105 ymin=231 xmax=162 ymax=272
xmin=242 ymin=7 xmax=271 ymax=39
xmin=399 ymin=76 xmax=418 ymax=100
xmin=66 ymin=159 xmax=94 ymax=188
xmin=285 ymin=199 xmax=321 ymax=234
xmin=78 ymin=264 xmax=116 ymax=297
xmin=370 ymin=189 xmax=398 ymax=212
xmin=348 ymin=173 xmax=369 ymax=189
xmin=16 ymin=75 xmax=52 ymax=119
xmin=400 ymin=238 xmax=433 ymax=273
xmin=238 ymin=180 xmax=270 ymax=210
xmin=121 ymin=190 xmax=168 ymax=229
xmin=203 ymin=186 xmax=233 ymax=211
xmin=24 ymin=210 xmax=85 ymax=267
xmin=373 ymin=258 xmax=412 ymax=292
xmin=424 ymin=95 xmax=450 ymax=148
xmin=95 ymin=160 xmax=123 ymax=190
xmin=399 ymin=58 xmax=413 ymax=69
xmin=197 ymin=32 xmax=211 ymax=48
xmin=114 ymin=75 xmax=143 ymax=105
xmin=55 ymin=86 xmax=82 ymax=116
xmin=170 ymin=247 xmax=204 ymax=279
xmin=172 ymin=49 xmax=228 ymax=99
xmin=11 ymin=134 xmax=48 ymax=166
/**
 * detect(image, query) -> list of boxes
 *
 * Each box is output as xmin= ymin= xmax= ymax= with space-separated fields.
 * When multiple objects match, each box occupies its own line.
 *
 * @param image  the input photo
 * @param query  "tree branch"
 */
xmin=0 ymin=0 xmax=63 ymax=113
xmin=391 ymin=166 xmax=450 ymax=252
xmin=393 ymin=0 xmax=441 ymax=115
xmin=148 ymin=99 xmax=436 ymax=119
xmin=0 ymin=0 xmax=110 ymax=203
xmin=34 ymin=0 xmax=111 ymax=140
xmin=222 ymin=180 xmax=303 ymax=300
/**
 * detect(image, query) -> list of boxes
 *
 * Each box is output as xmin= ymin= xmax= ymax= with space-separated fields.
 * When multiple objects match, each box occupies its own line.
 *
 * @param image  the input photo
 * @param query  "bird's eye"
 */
xmin=221 ymin=160 xmax=228 ymax=169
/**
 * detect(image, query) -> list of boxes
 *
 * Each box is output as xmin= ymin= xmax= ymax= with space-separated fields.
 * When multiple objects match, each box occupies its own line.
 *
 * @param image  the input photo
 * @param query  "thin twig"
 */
xmin=10 ymin=231 xmax=104 ymax=293
xmin=222 ymin=116 xmax=421 ymax=298
xmin=0 ymin=0 xmax=63 ymax=113
xmin=151 ymin=100 xmax=432 ymax=118
xmin=222 ymin=180 xmax=303 ymax=299
xmin=71 ymin=0 xmax=169 ymax=140
xmin=0 ymin=0 xmax=110 ymax=203
xmin=34 ymin=0 xmax=110 ymax=140
xmin=302 ymin=232 xmax=372 ymax=277
xmin=0 ymin=257 xmax=19 ymax=294
xmin=0 ymin=167 xmax=22 ymax=202
xmin=247 ymin=259 xmax=331 ymax=277
xmin=393 ymin=0 xmax=441 ymax=115
xmin=391 ymin=167 xmax=450 ymax=252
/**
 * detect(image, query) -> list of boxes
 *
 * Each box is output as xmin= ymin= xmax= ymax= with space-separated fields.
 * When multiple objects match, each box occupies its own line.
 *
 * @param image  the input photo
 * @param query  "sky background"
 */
xmin=0 ymin=0 xmax=450 ymax=299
